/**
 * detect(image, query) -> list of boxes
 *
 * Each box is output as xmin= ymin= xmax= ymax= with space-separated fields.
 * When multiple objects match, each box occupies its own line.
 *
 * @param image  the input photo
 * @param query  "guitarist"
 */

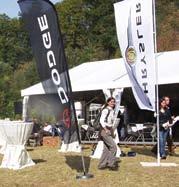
xmin=151 ymin=97 xmax=179 ymax=157
xmin=158 ymin=98 xmax=173 ymax=159
xmin=164 ymin=96 xmax=176 ymax=155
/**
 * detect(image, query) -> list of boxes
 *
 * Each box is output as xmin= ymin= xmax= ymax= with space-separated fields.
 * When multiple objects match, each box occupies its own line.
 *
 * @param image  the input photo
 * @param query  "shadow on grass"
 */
xmin=130 ymin=146 xmax=156 ymax=158
xmin=65 ymin=155 xmax=91 ymax=173
xmin=166 ymin=152 xmax=179 ymax=157
xmin=130 ymin=146 xmax=179 ymax=159
xmin=33 ymin=159 xmax=47 ymax=164
xmin=82 ymin=146 xmax=91 ymax=150
xmin=26 ymin=148 xmax=34 ymax=152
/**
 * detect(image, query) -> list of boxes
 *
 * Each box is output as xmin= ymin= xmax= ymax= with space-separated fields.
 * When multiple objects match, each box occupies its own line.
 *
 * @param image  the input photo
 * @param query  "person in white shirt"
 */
xmin=38 ymin=122 xmax=54 ymax=145
xmin=43 ymin=123 xmax=53 ymax=133
xmin=98 ymin=97 xmax=118 ymax=171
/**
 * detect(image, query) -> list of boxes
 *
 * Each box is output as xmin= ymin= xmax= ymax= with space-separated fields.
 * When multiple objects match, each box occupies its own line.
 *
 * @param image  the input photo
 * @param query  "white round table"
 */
xmin=0 ymin=120 xmax=35 ymax=170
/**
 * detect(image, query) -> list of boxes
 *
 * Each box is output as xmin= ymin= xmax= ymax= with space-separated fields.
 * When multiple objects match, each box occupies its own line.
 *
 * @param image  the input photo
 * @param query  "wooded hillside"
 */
xmin=0 ymin=0 xmax=178 ymax=118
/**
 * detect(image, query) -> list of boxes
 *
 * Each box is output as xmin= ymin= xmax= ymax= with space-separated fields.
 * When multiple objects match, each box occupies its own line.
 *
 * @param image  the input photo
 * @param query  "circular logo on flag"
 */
xmin=63 ymin=108 xmax=70 ymax=129
xmin=125 ymin=46 xmax=137 ymax=65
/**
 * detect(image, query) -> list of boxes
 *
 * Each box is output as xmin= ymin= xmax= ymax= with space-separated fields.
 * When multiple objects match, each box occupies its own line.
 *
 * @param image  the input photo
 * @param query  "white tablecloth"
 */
xmin=0 ymin=120 xmax=35 ymax=170
xmin=0 ymin=138 xmax=6 ymax=154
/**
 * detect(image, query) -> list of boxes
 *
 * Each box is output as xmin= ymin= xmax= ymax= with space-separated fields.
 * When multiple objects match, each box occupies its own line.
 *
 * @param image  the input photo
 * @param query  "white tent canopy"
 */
xmin=21 ymin=50 xmax=179 ymax=97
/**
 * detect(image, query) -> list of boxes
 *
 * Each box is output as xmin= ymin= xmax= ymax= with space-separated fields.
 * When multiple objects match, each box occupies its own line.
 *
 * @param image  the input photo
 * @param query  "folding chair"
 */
xmin=124 ymin=123 xmax=139 ymax=142
xmin=135 ymin=123 xmax=145 ymax=142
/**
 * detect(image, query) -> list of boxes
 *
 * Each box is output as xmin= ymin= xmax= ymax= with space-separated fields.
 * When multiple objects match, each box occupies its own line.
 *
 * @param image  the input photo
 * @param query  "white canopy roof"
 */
xmin=21 ymin=50 xmax=179 ymax=97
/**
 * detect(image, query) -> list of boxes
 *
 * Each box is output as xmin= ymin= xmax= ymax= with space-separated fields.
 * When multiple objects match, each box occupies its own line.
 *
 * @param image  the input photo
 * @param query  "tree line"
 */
xmin=0 ymin=0 xmax=178 ymax=119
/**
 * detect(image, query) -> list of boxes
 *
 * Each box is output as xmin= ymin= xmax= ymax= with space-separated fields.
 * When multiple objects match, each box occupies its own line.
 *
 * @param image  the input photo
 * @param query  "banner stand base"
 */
xmin=76 ymin=173 xmax=94 ymax=180
xmin=140 ymin=162 xmax=178 ymax=167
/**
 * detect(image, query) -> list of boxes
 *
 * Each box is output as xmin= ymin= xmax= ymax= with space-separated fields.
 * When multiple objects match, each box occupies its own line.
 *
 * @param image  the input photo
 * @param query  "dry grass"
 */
xmin=0 ymin=144 xmax=179 ymax=187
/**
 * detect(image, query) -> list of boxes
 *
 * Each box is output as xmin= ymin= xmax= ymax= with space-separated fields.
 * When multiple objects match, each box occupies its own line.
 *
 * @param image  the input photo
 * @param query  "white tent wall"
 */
xmin=21 ymin=50 xmax=179 ymax=97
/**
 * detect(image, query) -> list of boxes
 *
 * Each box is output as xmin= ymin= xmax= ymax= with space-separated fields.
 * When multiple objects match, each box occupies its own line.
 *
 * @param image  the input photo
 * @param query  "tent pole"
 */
xmin=141 ymin=0 xmax=160 ymax=167
xmin=22 ymin=96 xmax=29 ymax=121
xmin=152 ymin=0 xmax=160 ymax=165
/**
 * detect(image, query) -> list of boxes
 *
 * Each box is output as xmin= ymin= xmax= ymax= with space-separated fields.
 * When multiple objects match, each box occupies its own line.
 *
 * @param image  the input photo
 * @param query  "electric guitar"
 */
xmin=163 ymin=116 xmax=179 ymax=130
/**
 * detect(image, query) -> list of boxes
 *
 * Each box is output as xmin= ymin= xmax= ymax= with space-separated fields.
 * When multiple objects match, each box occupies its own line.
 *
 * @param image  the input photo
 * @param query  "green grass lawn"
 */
xmin=0 ymin=144 xmax=179 ymax=187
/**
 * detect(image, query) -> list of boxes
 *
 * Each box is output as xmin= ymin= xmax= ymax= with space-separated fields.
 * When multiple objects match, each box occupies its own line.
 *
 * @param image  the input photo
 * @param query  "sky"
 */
xmin=0 ymin=0 xmax=61 ymax=18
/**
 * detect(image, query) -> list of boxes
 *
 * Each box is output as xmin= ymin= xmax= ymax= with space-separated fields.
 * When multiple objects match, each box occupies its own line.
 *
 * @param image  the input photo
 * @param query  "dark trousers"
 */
xmin=167 ymin=128 xmax=175 ymax=153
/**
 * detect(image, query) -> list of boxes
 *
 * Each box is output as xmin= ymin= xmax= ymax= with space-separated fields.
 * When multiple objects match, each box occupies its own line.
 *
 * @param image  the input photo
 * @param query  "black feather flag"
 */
xmin=18 ymin=0 xmax=81 ymax=151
